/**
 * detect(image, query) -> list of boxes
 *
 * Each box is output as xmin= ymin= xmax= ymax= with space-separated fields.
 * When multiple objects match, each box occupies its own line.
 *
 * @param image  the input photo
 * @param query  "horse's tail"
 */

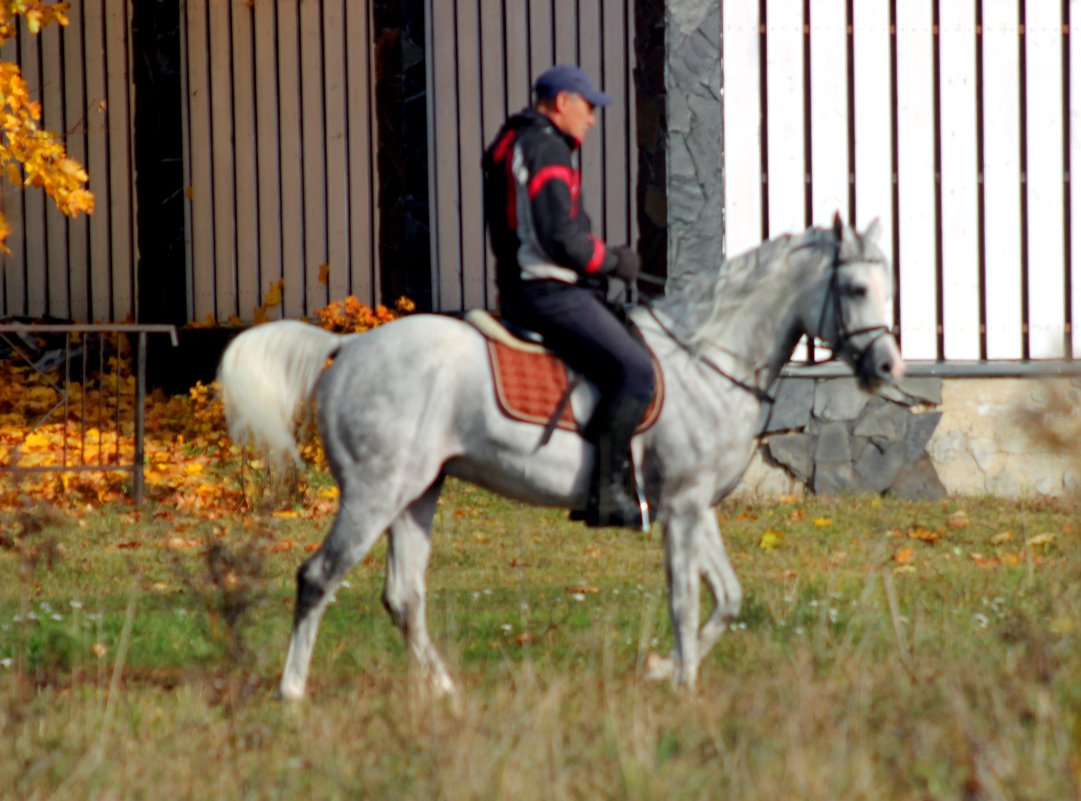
xmin=217 ymin=320 xmax=344 ymax=464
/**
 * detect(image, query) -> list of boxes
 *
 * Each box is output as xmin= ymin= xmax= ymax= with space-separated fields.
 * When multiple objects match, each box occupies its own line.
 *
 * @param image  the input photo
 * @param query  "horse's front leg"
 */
xmin=660 ymin=507 xmax=705 ymax=689
xmin=695 ymin=512 xmax=742 ymax=658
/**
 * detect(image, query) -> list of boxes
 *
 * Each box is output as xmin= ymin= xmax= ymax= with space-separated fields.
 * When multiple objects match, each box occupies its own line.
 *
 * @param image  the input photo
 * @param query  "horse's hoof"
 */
xmin=428 ymin=672 xmax=457 ymax=698
xmin=277 ymin=682 xmax=305 ymax=702
xmin=643 ymin=652 xmax=674 ymax=682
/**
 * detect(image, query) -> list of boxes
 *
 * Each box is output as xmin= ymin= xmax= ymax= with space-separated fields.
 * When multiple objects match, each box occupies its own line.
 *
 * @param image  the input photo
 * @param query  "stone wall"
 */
xmin=635 ymin=0 xmax=723 ymax=285
xmin=734 ymin=376 xmax=1081 ymax=500
xmin=735 ymin=376 xmax=1081 ymax=499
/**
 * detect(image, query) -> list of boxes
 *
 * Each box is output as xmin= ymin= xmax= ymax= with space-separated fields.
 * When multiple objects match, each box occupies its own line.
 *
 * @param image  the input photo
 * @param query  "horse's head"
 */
xmin=808 ymin=215 xmax=905 ymax=390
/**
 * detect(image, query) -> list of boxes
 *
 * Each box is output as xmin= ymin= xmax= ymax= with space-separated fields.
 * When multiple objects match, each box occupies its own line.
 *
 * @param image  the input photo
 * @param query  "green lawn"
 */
xmin=2 ymin=481 xmax=1079 ymax=800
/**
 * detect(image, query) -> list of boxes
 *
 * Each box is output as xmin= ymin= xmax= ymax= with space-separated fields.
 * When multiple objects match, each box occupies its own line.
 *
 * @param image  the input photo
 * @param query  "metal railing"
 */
xmin=0 ymin=324 xmax=178 ymax=505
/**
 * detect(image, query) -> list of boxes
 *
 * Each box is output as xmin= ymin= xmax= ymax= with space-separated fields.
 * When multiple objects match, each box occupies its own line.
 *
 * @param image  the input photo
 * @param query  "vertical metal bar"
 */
xmin=1063 ymin=0 xmax=1073 ymax=358
xmin=62 ymin=334 xmax=70 ymax=468
xmin=113 ymin=332 xmax=121 ymax=463
xmin=975 ymin=0 xmax=988 ymax=360
xmin=80 ymin=335 xmax=88 ymax=463
xmin=133 ymin=332 xmax=146 ymax=504
xmin=1018 ymin=0 xmax=1030 ymax=359
xmin=97 ymin=332 xmax=104 ymax=460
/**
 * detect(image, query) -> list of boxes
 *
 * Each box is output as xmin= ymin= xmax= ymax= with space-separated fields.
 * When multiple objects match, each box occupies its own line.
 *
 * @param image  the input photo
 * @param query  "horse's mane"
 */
xmin=654 ymin=224 xmax=882 ymax=351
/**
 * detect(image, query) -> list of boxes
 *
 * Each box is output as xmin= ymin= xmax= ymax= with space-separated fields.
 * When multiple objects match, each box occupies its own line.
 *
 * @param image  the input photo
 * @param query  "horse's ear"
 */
xmin=832 ymin=211 xmax=844 ymax=241
xmin=862 ymin=217 xmax=882 ymax=243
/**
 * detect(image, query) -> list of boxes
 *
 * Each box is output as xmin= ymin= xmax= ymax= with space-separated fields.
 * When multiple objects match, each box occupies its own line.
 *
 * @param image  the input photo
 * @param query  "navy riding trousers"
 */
xmin=504 ymin=280 xmax=655 ymax=420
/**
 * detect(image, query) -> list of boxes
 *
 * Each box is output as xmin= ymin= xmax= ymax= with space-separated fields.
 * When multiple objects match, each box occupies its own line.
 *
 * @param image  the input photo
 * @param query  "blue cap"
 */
xmin=534 ymin=65 xmax=612 ymax=107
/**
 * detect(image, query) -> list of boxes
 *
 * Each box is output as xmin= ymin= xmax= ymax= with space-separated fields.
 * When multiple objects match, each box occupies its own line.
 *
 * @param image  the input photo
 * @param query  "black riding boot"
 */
xmin=583 ymin=395 xmax=650 ymax=530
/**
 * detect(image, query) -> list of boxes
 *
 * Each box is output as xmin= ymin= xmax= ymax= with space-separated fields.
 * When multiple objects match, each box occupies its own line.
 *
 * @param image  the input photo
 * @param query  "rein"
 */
xmin=641 ymin=233 xmax=893 ymax=407
xmin=643 ymin=303 xmax=774 ymax=404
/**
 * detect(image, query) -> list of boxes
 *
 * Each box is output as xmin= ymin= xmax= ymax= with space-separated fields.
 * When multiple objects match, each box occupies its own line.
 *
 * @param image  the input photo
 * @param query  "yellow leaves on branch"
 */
xmin=0 ymin=0 xmax=69 ymax=41
xmin=0 ymin=2 xmax=93 ymax=248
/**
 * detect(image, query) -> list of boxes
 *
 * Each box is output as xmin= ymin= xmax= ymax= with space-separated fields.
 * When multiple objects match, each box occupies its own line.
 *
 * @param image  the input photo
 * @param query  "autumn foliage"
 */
xmin=1 ymin=297 xmax=410 ymax=516
xmin=0 ymin=1 xmax=93 ymax=246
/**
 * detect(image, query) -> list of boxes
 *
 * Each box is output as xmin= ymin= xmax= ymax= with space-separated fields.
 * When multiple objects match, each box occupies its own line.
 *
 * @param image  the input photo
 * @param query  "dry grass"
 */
xmin=1 ymin=481 xmax=1080 ymax=800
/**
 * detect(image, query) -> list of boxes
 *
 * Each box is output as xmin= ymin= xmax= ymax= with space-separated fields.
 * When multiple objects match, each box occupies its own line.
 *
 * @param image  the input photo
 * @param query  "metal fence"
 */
xmin=721 ymin=0 xmax=1077 ymax=362
xmin=181 ymin=0 xmax=381 ymax=323
xmin=0 ymin=324 xmax=178 ymax=504
xmin=426 ymin=0 xmax=638 ymax=312
xmin=0 ymin=0 xmax=137 ymax=324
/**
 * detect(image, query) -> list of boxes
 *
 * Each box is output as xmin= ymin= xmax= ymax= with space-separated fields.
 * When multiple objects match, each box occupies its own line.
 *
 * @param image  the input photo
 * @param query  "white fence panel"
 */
xmin=852 ymin=0 xmax=894 ymax=302
xmin=940 ymin=0 xmax=980 ymax=359
xmin=982 ymin=0 xmax=1024 ymax=359
xmin=721 ymin=0 xmax=762 ymax=258
xmin=765 ymin=0 xmax=806 ymax=239
xmin=895 ymin=0 xmax=938 ymax=359
xmin=1025 ymin=2 xmax=1067 ymax=358
xmin=809 ymin=0 xmax=848 ymax=226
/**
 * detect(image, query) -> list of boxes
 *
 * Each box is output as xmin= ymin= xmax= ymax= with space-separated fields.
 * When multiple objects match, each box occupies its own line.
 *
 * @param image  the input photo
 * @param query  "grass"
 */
xmin=1 ymin=480 xmax=1080 ymax=800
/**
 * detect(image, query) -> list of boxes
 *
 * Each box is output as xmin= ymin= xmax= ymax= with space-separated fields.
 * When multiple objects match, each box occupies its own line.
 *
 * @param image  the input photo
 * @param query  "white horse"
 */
xmin=218 ymin=218 xmax=904 ymax=700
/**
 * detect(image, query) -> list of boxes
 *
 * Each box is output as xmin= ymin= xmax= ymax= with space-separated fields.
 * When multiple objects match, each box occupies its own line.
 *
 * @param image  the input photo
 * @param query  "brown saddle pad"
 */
xmin=486 ymin=339 xmax=664 ymax=435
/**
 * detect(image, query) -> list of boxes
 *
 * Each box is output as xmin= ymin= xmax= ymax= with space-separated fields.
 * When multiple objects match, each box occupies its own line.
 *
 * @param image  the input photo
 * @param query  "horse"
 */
xmin=217 ymin=216 xmax=904 ymax=700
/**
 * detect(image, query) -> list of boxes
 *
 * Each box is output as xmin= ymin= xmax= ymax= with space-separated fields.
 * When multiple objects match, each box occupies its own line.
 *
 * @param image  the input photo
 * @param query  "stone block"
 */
xmin=814 ymin=377 xmax=870 ymax=421
xmin=814 ymin=421 xmax=852 ymax=462
xmin=813 ymin=462 xmax=863 ymax=495
xmin=765 ymin=432 xmax=813 ymax=482
xmin=763 ymin=377 xmax=814 ymax=433
xmin=887 ymin=454 xmax=947 ymax=501
xmin=853 ymin=401 xmax=909 ymax=441
xmin=882 ymin=378 xmax=942 ymax=406
xmin=853 ymin=437 xmax=909 ymax=493
xmin=904 ymin=410 xmax=941 ymax=461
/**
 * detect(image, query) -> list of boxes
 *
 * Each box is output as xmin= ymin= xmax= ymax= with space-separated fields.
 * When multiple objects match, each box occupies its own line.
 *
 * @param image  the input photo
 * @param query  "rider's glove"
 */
xmin=609 ymin=245 xmax=639 ymax=284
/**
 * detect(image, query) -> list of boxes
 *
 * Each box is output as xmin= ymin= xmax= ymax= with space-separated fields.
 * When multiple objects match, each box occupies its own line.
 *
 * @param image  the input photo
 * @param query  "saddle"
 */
xmin=465 ymin=310 xmax=664 ymax=438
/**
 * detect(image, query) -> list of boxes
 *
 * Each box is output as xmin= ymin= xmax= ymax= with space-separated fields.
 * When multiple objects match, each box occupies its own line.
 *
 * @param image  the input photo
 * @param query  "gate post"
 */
xmin=372 ymin=1 xmax=433 ymax=311
xmin=131 ymin=0 xmax=187 ymax=325
xmin=635 ymin=0 xmax=723 ymax=286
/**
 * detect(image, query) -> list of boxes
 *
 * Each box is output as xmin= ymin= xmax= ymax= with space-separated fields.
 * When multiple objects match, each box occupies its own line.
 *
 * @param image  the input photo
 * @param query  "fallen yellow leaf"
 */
xmin=759 ymin=529 xmax=784 ymax=551
xmin=1024 ymin=533 xmax=1055 ymax=549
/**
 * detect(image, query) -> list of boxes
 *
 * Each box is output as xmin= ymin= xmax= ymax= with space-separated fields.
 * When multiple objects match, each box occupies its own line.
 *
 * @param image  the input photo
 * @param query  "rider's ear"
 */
xmin=862 ymin=218 xmax=882 ymax=244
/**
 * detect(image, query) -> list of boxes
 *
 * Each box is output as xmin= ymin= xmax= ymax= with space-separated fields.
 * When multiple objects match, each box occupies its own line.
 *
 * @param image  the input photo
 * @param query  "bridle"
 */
xmin=642 ymin=236 xmax=894 ymax=404
xmin=814 ymin=237 xmax=895 ymax=372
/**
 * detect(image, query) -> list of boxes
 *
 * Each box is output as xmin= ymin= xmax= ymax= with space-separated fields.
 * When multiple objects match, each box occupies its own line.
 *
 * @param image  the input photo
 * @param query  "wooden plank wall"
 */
xmin=0 ymin=0 xmax=136 ymax=323
xmin=427 ymin=0 xmax=637 ymax=313
xmin=722 ymin=0 xmax=1078 ymax=361
xmin=181 ymin=0 xmax=378 ymax=323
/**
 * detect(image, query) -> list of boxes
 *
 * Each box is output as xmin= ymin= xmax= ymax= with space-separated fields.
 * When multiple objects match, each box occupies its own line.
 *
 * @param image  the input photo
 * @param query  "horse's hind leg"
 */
xmin=279 ymin=492 xmax=393 ymax=701
xmin=382 ymin=477 xmax=454 ymax=696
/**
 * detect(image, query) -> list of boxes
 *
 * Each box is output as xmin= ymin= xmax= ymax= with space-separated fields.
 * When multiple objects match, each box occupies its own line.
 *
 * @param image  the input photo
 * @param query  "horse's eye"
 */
xmin=845 ymin=284 xmax=868 ymax=299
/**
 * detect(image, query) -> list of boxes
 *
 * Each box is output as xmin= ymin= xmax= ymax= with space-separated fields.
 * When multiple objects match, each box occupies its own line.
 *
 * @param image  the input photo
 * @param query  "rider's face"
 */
xmin=552 ymin=92 xmax=597 ymax=143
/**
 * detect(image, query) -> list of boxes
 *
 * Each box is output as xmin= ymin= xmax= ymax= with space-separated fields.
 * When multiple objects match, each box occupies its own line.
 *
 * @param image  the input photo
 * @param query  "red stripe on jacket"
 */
xmin=528 ymin=165 xmax=580 ymax=215
xmin=492 ymin=130 xmax=518 ymax=229
xmin=584 ymin=236 xmax=606 ymax=274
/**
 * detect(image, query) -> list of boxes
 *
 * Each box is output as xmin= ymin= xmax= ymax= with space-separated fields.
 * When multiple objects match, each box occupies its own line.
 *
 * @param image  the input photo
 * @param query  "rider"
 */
xmin=482 ymin=64 xmax=654 ymax=530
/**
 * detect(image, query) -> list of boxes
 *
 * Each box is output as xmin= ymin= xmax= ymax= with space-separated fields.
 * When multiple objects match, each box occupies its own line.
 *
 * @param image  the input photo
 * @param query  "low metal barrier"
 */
xmin=0 ymin=324 xmax=179 ymax=505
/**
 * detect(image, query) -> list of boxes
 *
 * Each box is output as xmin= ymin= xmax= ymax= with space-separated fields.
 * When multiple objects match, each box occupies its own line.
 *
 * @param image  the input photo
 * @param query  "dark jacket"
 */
xmin=483 ymin=109 xmax=617 ymax=310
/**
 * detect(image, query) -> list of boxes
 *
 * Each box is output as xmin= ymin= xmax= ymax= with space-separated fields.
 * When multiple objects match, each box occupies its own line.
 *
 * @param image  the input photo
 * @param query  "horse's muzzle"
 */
xmin=856 ymin=335 xmax=905 ymax=390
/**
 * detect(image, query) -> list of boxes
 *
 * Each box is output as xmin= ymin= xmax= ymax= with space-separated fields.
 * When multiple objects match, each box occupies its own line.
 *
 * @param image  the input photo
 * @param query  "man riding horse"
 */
xmin=482 ymin=65 xmax=653 ymax=530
